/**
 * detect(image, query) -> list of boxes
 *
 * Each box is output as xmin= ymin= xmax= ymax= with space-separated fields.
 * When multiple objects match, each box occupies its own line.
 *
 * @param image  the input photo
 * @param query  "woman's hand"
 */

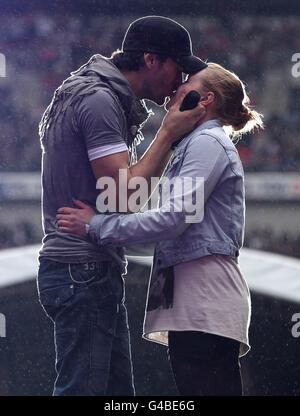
xmin=56 ymin=199 xmax=96 ymax=236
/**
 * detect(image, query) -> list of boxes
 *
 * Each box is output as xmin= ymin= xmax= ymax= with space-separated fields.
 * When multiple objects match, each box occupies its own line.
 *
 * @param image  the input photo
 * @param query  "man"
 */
xmin=37 ymin=15 xmax=207 ymax=396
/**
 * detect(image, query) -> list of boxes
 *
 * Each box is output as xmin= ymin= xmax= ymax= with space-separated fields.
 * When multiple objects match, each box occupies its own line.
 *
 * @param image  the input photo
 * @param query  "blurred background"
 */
xmin=0 ymin=0 xmax=300 ymax=396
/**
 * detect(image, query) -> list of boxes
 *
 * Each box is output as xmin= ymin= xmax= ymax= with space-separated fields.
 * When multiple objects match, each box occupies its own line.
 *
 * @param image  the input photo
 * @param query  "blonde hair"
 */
xmin=201 ymin=63 xmax=264 ymax=139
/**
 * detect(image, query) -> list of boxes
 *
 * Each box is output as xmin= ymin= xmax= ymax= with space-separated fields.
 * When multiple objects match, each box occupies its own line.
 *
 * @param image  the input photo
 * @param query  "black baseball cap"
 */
xmin=122 ymin=16 xmax=207 ymax=75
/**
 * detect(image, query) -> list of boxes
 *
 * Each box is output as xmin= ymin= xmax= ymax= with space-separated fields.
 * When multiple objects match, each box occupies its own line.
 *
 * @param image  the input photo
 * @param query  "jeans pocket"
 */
xmin=68 ymin=262 xmax=108 ymax=285
xmin=86 ymin=264 xmax=117 ymax=305
xmin=39 ymin=285 xmax=75 ymax=321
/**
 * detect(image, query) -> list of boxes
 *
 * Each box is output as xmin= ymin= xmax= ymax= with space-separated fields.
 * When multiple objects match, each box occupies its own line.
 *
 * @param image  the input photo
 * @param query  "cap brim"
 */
xmin=176 ymin=55 xmax=207 ymax=75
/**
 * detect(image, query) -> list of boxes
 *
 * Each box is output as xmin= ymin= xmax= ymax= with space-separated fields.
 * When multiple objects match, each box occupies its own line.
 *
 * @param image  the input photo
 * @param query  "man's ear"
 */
xmin=144 ymin=53 xmax=157 ymax=70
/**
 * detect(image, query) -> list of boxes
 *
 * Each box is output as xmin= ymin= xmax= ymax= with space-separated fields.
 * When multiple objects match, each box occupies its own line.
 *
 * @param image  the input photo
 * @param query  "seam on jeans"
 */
xmin=87 ymin=311 xmax=94 ymax=393
xmin=88 ymin=312 xmax=112 ymax=394
xmin=68 ymin=263 xmax=96 ymax=284
xmin=54 ymin=327 xmax=77 ymax=370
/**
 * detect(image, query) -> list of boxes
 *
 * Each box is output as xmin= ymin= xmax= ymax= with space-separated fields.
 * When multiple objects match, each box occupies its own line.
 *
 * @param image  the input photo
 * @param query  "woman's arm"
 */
xmin=57 ymin=192 xmax=193 ymax=247
xmin=57 ymin=133 xmax=226 ymax=247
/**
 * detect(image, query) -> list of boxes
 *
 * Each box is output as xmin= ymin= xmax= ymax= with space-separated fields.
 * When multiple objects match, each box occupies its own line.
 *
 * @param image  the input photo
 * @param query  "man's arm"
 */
xmin=90 ymin=128 xmax=172 ymax=212
xmin=90 ymin=94 xmax=205 ymax=211
xmin=79 ymin=89 xmax=204 ymax=212
xmin=91 ymin=129 xmax=172 ymax=187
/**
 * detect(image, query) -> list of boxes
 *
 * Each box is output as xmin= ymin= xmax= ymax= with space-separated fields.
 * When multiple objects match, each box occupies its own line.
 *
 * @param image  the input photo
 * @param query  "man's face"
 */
xmin=146 ymin=57 xmax=183 ymax=106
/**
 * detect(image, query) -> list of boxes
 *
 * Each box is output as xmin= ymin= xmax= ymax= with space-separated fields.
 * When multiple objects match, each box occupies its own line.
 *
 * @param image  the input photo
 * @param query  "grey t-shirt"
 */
xmin=40 ymin=89 xmax=128 ymax=269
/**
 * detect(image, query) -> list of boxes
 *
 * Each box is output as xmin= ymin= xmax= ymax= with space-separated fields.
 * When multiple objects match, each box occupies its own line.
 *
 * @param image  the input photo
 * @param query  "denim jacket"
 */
xmin=89 ymin=119 xmax=245 ymax=267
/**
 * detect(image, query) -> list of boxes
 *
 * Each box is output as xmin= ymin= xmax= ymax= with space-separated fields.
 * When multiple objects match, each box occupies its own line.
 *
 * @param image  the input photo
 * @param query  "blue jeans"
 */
xmin=37 ymin=259 xmax=135 ymax=396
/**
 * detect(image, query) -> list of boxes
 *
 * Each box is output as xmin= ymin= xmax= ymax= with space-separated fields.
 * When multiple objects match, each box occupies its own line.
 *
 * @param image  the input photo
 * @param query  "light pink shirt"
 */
xmin=143 ymin=254 xmax=251 ymax=357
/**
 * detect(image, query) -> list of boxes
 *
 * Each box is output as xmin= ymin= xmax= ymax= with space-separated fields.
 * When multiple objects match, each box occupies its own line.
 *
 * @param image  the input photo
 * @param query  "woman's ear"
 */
xmin=200 ymin=92 xmax=215 ymax=106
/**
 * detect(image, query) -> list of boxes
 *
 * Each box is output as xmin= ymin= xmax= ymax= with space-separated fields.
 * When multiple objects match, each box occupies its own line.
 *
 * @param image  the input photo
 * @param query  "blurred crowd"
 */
xmin=0 ymin=221 xmax=39 ymax=250
xmin=244 ymin=228 xmax=300 ymax=259
xmin=0 ymin=13 xmax=300 ymax=172
xmin=0 ymin=12 xmax=300 ymax=258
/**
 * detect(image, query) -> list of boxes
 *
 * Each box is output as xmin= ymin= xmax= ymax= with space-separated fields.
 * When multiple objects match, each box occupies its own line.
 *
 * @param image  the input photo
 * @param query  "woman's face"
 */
xmin=165 ymin=69 xmax=207 ymax=111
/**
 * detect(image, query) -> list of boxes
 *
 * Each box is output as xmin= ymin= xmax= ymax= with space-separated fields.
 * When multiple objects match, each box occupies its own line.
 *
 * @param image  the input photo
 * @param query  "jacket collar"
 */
xmin=195 ymin=118 xmax=222 ymax=132
xmin=173 ymin=119 xmax=222 ymax=153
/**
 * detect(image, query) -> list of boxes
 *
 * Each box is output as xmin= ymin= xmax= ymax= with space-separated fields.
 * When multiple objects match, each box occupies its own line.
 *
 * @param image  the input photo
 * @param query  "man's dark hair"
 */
xmin=110 ymin=49 xmax=169 ymax=72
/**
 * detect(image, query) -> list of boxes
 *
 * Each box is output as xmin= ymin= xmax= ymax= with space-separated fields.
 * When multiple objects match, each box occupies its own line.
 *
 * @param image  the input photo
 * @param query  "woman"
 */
xmin=57 ymin=63 xmax=263 ymax=396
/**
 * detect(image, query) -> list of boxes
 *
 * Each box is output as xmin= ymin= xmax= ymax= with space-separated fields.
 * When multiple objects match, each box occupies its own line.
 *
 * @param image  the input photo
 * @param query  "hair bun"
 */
xmin=232 ymin=104 xmax=251 ymax=131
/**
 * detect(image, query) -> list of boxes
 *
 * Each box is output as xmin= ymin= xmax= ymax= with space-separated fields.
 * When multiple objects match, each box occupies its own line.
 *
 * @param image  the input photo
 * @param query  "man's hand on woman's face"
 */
xmin=56 ymin=200 xmax=96 ymax=236
xmin=160 ymin=90 xmax=206 ymax=144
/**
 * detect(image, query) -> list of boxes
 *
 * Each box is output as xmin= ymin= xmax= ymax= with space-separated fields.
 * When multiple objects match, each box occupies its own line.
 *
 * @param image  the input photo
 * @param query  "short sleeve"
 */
xmin=77 ymin=89 xmax=127 ymax=154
